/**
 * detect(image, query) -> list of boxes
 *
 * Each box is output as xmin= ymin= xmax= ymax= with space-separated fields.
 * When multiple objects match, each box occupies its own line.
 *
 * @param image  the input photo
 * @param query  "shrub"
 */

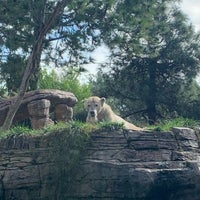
xmin=38 ymin=68 xmax=93 ymax=121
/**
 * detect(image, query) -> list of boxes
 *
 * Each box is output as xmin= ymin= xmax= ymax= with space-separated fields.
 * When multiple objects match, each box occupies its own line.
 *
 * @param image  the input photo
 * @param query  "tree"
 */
xmin=2 ymin=0 xmax=70 ymax=130
xmin=0 ymin=0 xmax=48 ymax=91
xmin=175 ymin=80 xmax=200 ymax=120
xmin=0 ymin=54 xmax=26 ymax=95
xmin=0 ymin=0 xmax=116 ymax=93
xmin=0 ymin=0 xmax=118 ymax=130
xmin=93 ymin=1 xmax=200 ymax=124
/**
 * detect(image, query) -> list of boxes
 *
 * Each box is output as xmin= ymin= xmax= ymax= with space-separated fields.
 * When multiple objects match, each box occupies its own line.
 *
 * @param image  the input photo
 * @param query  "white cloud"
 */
xmin=79 ymin=44 xmax=111 ymax=83
xmin=180 ymin=0 xmax=200 ymax=31
xmin=83 ymin=44 xmax=110 ymax=75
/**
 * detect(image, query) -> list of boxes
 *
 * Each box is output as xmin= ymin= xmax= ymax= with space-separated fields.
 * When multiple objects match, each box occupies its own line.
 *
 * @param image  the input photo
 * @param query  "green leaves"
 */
xmin=38 ymin=68 xmax=92 ymax=116
xmin=93 ymin=0 xmax=200 ymax=124
xmin=0 ymin=0 xmax=117 ymax=94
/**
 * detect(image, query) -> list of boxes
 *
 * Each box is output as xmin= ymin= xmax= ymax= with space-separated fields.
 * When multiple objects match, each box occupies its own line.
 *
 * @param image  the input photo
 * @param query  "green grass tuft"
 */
xmin=98 ymin=121 xmax=124 ymax=131
xmin=0 ymin=121 xmax=125 ymax=140
xmin=147 ymin=117 xmax=200 ymax=131
xmin=1 ymin=117 xmax=199 ymax=139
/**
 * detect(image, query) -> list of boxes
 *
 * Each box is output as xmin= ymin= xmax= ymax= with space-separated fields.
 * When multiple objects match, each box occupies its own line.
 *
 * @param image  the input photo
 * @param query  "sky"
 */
xmin=83 ymin=0 xmax=200 ymax=77
xmin=180 ymin=0 xmax=200 ymax=32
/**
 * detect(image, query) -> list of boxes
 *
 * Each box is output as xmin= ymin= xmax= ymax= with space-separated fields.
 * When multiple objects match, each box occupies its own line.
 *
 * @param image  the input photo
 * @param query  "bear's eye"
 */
xmin=87 ymin=104 xmax=91 ymax=107
xmin=95 ymin=104 xmax=98 ymax=107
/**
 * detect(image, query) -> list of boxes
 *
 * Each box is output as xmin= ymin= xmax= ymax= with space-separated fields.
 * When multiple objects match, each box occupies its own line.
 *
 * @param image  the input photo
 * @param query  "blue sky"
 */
xmin=2 ymin=1 xmax=197 ymax=78
xmin=83 ymin=0 xmax=200 ymax=77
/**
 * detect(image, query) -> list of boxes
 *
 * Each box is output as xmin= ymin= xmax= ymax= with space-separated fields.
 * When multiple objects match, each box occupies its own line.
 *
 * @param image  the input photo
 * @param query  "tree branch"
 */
xmin=122 ymin=109 xmax=147 ymax=118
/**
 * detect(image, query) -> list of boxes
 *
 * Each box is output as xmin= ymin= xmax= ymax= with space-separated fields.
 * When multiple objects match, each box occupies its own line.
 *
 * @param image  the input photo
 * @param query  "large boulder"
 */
xmin=27 ymin=99 xmax=54 ymax=129
xmin=0 ymin=89 xmax=77 ymax=127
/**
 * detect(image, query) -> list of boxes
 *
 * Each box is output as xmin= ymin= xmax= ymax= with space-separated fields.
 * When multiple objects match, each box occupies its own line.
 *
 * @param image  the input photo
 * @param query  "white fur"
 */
xmin=84 ymin=96 xmax=142 ymax=131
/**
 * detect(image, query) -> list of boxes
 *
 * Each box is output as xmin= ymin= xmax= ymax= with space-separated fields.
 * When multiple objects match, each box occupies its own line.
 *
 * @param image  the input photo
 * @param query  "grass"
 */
xmin=0 ymin=117 xmax=199 ymax=139
xmin=147 ymin=117 xmax=200 ymax=131
xmin=0 ymin=121 xmax=124 ymax=140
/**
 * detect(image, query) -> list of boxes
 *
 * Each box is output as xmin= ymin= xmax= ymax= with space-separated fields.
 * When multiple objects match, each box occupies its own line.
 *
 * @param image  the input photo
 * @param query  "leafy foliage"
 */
xmin=38 ymin=68 xmax=92 ymax=102
xmin=38 ymin=68 xmax=92 ymax=120
xmin=0 ymin=55 xmax=27 ymax=95
xmin=92 ymin=1 xmax=200 ymax=125
xmin=1 ymin=0 xmax=200 ymax=128
xmin=0 ymin=0 xmax=117 ymax=94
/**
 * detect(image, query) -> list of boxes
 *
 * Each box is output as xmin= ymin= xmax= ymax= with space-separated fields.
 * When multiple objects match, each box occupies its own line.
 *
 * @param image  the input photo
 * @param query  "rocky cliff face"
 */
xmin=0 ymin=130 xmax=87 ymax=200
xmin=0 ymin=127 xmax=200 ymax=200
xmin=66 ymin=127 xmax=200 ymax=200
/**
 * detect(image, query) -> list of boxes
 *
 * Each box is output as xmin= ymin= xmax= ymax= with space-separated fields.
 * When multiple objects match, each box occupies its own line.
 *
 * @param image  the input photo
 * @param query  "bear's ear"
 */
xmin=82 ymin=98 xmax=88 ymax=108
xmin=81 ymin=98 xmax=87 ymax=103
xmin=100 ymin=97 xmax=106 ymax=106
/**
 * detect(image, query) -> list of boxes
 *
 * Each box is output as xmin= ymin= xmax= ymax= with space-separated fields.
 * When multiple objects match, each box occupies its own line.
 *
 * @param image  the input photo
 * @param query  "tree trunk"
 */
xmin=2 ymin=0 xmax=70 ymax=131
xmin=147 ymin=103 xmax=157 ymax=125
xmin=29 ymin=0 xmax=47 ymax=91
xmin=146 ymin=60 xmax=157 ymax=125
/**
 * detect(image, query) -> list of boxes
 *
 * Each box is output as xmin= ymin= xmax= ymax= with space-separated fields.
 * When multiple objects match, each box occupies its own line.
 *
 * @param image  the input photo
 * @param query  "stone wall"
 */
xmin=0 ymin=127 xmax=200 ymax=200
xmin=65 ymin=127 xmax=200 ymax=200
xmin=0 ymin=130 xmax=87 ymax=200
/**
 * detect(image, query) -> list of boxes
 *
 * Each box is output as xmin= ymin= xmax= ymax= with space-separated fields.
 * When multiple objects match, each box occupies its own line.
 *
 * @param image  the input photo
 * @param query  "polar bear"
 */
xmin=84 ymin=96 xmax=142 ymax=131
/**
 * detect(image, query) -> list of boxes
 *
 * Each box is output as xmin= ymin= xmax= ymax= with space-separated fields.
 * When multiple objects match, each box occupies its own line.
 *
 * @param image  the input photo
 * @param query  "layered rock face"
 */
xmin=0 ymin=130 xmax=86 ymax=200
xmin=0 ymin=127 xmax=199 ymax=200
xmin=67 ymin=127 xmax=200 ymax=200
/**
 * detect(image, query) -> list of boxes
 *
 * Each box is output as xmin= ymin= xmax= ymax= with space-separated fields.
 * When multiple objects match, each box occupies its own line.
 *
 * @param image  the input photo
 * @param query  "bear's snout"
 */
xmin=90 ymin=111 xmax=95 ymax=117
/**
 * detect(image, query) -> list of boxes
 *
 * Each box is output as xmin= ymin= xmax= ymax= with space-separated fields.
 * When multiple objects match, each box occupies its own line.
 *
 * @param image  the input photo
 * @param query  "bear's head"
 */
xmin=84 ymin=96 xmax=105 ymax=120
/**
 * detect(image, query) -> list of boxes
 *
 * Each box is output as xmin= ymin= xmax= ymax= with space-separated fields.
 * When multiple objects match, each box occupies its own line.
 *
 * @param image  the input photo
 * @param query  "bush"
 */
xmin=38 ymin=69 xmax=93 ymax=121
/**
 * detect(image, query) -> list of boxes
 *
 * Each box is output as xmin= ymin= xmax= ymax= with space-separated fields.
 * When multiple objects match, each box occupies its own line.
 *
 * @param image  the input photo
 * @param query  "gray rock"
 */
xmin=0 ymin=128 xmax=200 ymax=199
xmin=0 ymin=89 xmax=77 ymax=128
xmin=28 ymin=99 xmax=54 ymax=129
xmin=66 ymin=129 xmax=200 ymax=200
